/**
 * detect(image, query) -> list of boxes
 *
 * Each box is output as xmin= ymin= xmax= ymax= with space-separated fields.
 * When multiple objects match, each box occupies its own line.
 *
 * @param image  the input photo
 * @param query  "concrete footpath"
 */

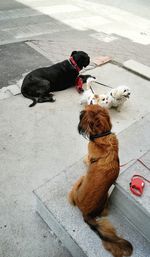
xmin=0 ymin=59 xmax=150 ymax=257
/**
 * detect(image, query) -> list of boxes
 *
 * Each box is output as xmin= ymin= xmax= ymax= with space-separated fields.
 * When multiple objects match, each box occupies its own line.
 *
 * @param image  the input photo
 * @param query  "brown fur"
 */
xmin=68 ymin=105 xmax=133 ymax=257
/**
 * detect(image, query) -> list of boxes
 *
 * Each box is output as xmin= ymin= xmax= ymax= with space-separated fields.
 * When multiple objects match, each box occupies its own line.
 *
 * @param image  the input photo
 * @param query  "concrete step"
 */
xmin=118 ymin=112 xmax=150 ymax=168
xmin=33 ymin=112 xmax=150 ymax=257
xmin=110 ymin=150 xmax=150 ymax=242
xmin=123 ymin=60 xmax=150 ymax=80
xmin=34 ymin=158 xmax=150 ymax=257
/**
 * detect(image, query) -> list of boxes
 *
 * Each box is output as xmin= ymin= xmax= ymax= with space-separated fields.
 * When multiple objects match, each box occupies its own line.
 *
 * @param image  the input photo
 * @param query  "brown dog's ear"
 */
xmin=78 ymin=110 xmax=94 ymax=137
xmin=78 ymin=110 xmax=86 ymax=136
xmin=71 ymin=51 xmax=77 ymax=56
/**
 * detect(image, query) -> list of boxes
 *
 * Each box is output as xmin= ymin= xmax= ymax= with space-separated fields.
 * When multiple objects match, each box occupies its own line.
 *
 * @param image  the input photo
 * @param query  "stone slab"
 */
xmin=118 ymin=112 xmax=150 ymax=169
xmin=123 ymin=60 xmax=150 ymax=80
xmin=7 ymin=84 xmax=21 ymax=95
xmin=111 ymin=164 xmax=150 ymax=242
xmin=0 ymin=90 xmax=12 ymax=100
xmin=91 ymin=56 xmax=112 ymax=66
xmin=110 ymin=151 xmax=150 ymax=241
xmin=118 ymin=151 xmax=150 ymax=213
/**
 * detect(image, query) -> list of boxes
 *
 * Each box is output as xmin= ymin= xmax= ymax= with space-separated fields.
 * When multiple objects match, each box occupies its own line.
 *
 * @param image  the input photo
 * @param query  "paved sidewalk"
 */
xmin=1 ymin=62 xmax=150 ymax=257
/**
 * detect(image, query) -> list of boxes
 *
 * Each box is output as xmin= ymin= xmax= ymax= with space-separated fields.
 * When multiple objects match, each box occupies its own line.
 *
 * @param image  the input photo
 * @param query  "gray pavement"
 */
xmin=0 ymin=42 xmax=51 ymax=88
xmin=0 ymin=1 xmax=150 ymax=257
xmin=1 ymin=0 xmax=150 ymax=89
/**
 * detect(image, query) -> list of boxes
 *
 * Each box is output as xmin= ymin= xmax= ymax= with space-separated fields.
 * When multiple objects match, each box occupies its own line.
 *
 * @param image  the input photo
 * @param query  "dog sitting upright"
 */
xmin=108 ymin=85 xmax=131 ymax=111
xmin=21 ymin=51 xmax=90 ymax=107
xmin=68 ymin=105 xmax=133 ymax=257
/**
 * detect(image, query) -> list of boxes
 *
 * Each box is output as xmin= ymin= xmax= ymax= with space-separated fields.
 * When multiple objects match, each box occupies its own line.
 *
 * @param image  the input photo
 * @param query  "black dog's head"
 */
xmin=71 ymin=51 xmax=90 ymax=70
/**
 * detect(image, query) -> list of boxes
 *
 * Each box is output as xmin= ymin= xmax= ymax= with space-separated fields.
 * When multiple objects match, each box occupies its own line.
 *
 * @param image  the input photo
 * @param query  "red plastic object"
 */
xmin=130 ymin=176 xmax=145 ymax=196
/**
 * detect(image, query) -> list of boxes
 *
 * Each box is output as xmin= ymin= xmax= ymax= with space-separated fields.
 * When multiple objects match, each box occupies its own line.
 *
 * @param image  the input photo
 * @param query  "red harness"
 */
xmin=75 ymin=77 xmax=84 ymax=93
xmin=69 ymin=56 xmax=84 ymax=93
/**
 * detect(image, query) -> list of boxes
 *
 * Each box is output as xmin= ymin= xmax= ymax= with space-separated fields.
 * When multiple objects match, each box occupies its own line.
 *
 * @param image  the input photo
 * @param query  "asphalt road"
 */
xmin=0 ymin=0 xmax=150 ymax=89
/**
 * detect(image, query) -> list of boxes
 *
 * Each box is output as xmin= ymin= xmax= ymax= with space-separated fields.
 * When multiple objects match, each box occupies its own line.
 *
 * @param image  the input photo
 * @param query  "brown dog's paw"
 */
xmin=83 ymin=155 xmax=90 ymax=166
xmin=68 ymin=191 xmax=76 ymax=206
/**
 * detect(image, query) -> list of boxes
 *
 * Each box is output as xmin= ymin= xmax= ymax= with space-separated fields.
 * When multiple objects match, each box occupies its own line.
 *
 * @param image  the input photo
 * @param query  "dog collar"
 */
xmin=90 ymin=131 xmax=112 ymax=141
xmin=69 ymin=56 xmax=81 ymax=72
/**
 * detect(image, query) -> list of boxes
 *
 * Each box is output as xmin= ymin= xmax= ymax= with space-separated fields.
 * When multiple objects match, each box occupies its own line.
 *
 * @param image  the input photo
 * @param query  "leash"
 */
xmin=90 ymin=85 xmax=95 ymax=94
xmin=120 ymin=158 xmax=150 ymax=196
xmin=120 ymin=159 xmax=135 ymax=168
xmin=76 ymin=76 xmax=112 ymax=93
xmin=94 ymin=81 xmax=113 ymax=89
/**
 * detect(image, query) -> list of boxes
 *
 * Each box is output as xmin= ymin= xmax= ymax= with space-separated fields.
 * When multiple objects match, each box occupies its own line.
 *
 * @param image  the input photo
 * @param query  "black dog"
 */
xmin=21 ymin=51 xmax=90 ymax=107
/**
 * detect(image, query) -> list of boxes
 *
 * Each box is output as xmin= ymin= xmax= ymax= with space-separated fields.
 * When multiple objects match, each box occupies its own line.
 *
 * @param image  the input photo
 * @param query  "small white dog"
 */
xmin=81 ymin=80 xmax=130 ymax=111
xmin=107 ymin=85 xmax=131 ymax=111
xmin=97 ymin=85 xmax=131 ymax=111
xmin=80 ymin=77 xmax=99 ymax=105
xmin=98 ymin=94 xmax=112 ymax=108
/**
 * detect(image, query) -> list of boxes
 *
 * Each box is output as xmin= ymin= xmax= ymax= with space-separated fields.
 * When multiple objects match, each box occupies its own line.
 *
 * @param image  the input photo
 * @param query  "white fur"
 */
xmin=81 ymin=82 xmax=131 ymax=111
xmin=107 ymin=85 xmax=131 ymax=111
xmin=98 ymin=94 xmax=112 ymax=108
xmin=80 ymin=77 xmax=98 ymax=105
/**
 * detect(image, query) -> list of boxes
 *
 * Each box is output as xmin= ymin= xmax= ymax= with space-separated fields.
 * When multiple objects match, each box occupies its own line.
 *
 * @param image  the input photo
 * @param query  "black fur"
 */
xmin=21 ymin=51 xmax=90 ymax=107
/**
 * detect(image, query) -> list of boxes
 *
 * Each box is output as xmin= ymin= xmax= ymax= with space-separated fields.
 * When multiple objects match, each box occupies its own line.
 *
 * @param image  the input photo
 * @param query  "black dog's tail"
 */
xmin=21 ymin=91 xmax=37 ymax=107
xmin=84 ymin=216 xmax=133 ymax=257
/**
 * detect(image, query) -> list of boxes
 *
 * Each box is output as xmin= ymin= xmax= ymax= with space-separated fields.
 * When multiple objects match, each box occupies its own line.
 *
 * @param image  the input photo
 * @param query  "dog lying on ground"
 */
xmin=21 ymin=51 xmax=90 ymax=107
xmin=68 ymin=105 xmax=133 ymax=257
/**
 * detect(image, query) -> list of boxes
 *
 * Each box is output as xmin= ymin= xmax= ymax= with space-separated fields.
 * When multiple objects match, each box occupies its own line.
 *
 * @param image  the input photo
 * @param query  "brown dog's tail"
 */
xmin=85 ymin=216 xmax=133 ymax=257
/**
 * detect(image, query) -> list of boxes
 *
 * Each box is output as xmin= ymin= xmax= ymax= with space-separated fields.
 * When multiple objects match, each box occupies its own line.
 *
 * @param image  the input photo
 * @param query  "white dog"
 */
xmin=80 ymin=77 xmax=98 ymax=105
xmin=98 ymin=94 xmax=112 ymax=108
xmin=81 ymin=81 xmax=130 ymax=111
xmin=107 ymin=85 xmax=131 ymax=111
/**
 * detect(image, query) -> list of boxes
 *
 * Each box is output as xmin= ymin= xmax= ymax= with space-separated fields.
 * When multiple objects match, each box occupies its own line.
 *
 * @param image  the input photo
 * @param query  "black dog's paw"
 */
xmin=37 ymin=96 xmax=56 ymax=103
xmin=49 ymin=93 xmax=56 ymax=102
xmin=37 ymin=98 xmax=44 ymax=103
xmin=50 ymin=97 xmax=56 ymax=102
xmin=49 ymin=92 xmax=55 ymax=96
xmin=78 ymin=88 xmax=84 ymax=94
xmin=78 ymin=75 xmax=96 ymax=83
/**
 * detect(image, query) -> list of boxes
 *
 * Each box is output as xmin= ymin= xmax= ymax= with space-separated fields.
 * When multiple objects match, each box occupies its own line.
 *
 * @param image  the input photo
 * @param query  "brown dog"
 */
xmin=68 ymin=105 xmax=133 ymax=257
